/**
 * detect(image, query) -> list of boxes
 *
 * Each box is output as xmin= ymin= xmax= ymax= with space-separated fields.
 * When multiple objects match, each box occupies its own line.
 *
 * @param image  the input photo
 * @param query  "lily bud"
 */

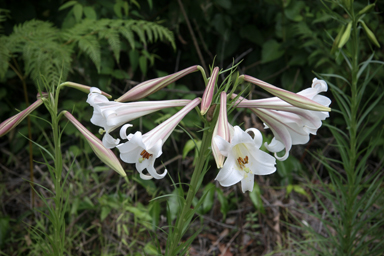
xmin=116 ymin=65 xmax=200 ymax=102
xmin=360 ymin=21 xmax=381 ymax=48
xmin=338 ymin=21 xmax=352 ymax=49
xmin=240 ymin=75 xmax=331 ymax=112
xmin=212 ymin=92 xmax=230 ymax=168
xmin=358 ymin=3 xmax=375 ymax=16
xmin=0 ymin=92 xmax=48 ymax=137
xmin=63 ymin=111 xmax=126 ymax=177
xmin=59 ymin=81 xmax=112 ymax=99
xmin=201 ymin=67 xmax=219 ymax=115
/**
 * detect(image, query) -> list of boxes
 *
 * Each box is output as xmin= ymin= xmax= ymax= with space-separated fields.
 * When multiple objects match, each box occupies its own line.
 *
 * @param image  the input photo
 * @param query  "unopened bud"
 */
xmin=358 ymin=3 xmax=375 ymax=16
xmin=360 ymin=21 xmax=381 ymax=48
xmin=338 ymin=21 xmax=352 ymax=49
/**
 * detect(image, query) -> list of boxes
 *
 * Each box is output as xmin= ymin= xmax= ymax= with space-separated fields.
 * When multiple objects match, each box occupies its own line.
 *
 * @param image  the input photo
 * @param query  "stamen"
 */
xmin=140 ymin=150 xmax=153 ymax=160
xmin=237 ymin=156 xmax=249 ymax=171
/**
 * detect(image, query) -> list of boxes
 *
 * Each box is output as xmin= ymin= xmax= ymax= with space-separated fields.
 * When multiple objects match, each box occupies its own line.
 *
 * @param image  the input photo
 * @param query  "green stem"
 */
xmin=343 ymin=11 xmax=359 ymax=255
xmin=51 ymin=87 xmax=65 ymax=256
xmin=168 ymin=123 xmax=213 ymax=255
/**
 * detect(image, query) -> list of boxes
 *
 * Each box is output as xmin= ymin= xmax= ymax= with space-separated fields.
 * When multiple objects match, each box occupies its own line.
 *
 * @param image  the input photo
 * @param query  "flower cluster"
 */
xmin=0 ymin=66 xmax=331 ymax=193
xmin=84 ymin=67 xmax=330 ymax=192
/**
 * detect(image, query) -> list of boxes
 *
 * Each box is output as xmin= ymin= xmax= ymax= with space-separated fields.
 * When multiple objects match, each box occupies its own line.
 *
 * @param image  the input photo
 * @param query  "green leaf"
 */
xmin=100 ymin=206 xmax=111 ymax=221
xmin=0 ymin=216 xmax=10 ymax=247
xmin=144 ymin=242 xmax=158 ymax=255
xmin=167 ymin=190 xmax=181 ymax=221
xmin=112 ymin=69 xmax=130 ymax=79
xmin=129 ymin=49 xmax=139 ymax=73
xmin=284 ymin=1 xmax=305 ymax=22
xmin=149 ymin=200 xmax=160 ymax=229
xmin=249 ymin=183 xmax=265 ymax=213
xmin=114 ymin=2 xmax=123 ymax=18
xmin=215 ymin=188 xmax=229 ymax=219
xmin=183 ymin=139 xmax=197 ymax=159
xmin=58 ymin=1 xmax=78 ymax=11
xmin=147 ymin=0 xmax=153 ymax=10
xmin=73 ymin=3 xmax=83 ymax=23
xmin=139 ymin=55 xmax=147 ymax=76
xmin=83 ymin=6 xmax=97 ymax=20
xmin=292 ymin=185 xmax=309 ymax=197
xmin=261 ymin=39 xmax=284 ymax=63
xmin=202 ymin=183 xmax=215 ymax=213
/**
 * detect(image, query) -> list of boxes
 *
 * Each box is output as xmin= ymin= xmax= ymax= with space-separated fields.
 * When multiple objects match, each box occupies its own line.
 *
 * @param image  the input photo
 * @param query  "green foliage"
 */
xmin=0 ymin=17 xmax=175 ymax=87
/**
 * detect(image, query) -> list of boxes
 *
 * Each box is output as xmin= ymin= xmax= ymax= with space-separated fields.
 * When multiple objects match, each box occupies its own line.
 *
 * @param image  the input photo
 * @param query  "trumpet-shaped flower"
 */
xmin=212 ymin=92 xmax=230 ymax=168
xmin=63 ymin=111 xmax=126 ymax=177
xmin=201 ymin=67 xmax=219 ymax=115
xmin=116 ymin=66 xmax=200 ymax=102
xmin=241 ymin=75 xmax=331 ymax=112
xmin=214 ymin=126 xmax=276 ymax=193
xmin=87 ymin=87 xmax=191 ymax=148
xmin=0 ymin=92 xmax=48 ymax=137
xmin=235 ymin=78 xmax=331 ymax=161
xmin=116 ymin=98 xmax=201 ymax=180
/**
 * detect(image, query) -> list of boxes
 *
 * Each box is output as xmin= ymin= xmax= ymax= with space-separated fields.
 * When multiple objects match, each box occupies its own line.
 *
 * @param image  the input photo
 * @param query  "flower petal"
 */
xmin=241 ymin=174 xmax=254 ymax=192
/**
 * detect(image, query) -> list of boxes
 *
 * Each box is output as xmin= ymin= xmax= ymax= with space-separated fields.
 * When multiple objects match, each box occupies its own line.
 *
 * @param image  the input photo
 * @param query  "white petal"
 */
xmin=102 ymin=133 xmax=120 ymax=149
xmin=245 ymin=128 xmax=263 ymax=148
xmin=264 ymin=137 xmax=285 ymax=153
xmin=312 ymin=78 xmax=328 ymax=92
xmin=231 ymin=126 xmax=254 ymax=147
xmin=217 ymin=167 xmax=243 ymax=187
xmin=120 ymin=124 xmax=133 ymax=139
xmin=140 ymin=172 xmax=154 ymax=180
xmin=248 ymin=150 xmax=277 ymax=175
xmin=241 ymin=174 xmax=254 ymax=193
xmin=90 ymin=87 xmax=101 ymax=94
xmin=213 ymin=135 xmax=231 ymax=156
xmin=117 ymin=142 xmax=141 ymax=163
xmin=147 ymin=138 xmax=163 ymax=158
xmin=215 ymin=157 xmax=236 ymax=181
xmin=146 ymin=159 xmax=167 ymax=179
xmin=313 ymin=95 xmax=331 ymax=107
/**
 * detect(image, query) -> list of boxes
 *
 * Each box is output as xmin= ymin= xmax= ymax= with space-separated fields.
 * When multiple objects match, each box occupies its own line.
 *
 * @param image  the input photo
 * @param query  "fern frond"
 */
xmin=4 ymin=20 xmax=72 ymax=86
xmin=130 ymin=23 xmax=146 ymax=45
xmin=99 ymin=27 xmax=121 ymax=62
xmin=119 ymin=25 xmax=136 ymax=49
xmin=77 ymin=35 xmax=101 ymax=72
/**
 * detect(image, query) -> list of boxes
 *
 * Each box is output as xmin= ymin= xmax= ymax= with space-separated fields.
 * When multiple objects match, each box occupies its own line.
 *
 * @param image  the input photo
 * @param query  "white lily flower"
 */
xmin=235 ymin=78 xmax=331 ymax=161
xmin=214 ymin=126 xmax=276 ymax=193
xmin=116 ymin=98 xmax=201 ymax=180
xmin=87 ymin=87 xmax=191 ymax=148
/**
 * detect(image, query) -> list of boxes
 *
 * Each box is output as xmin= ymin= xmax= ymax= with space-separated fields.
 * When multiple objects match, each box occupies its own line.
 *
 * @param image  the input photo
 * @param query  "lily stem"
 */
xmin=168 ymin=123 xmax=213 ymax=255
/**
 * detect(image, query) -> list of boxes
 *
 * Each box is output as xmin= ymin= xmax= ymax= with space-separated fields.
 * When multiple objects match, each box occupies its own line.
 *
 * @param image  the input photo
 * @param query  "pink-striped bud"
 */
xmin=59 ymin=81 xmax=112 ymax=99
xmin=201 ymin=67 xmax=219 ymax=115
xmin=116 ymin=66 xmax=200 ymax=102
xmin=64 ymin=111 xmax=126 ymax=177
xmin=212 ymin=92 xmax=230 ymax=168
xmin=241 ymin=75 xmax=331 ymax=112
xmin=0 ymin=92 xmax=48 ymax=137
